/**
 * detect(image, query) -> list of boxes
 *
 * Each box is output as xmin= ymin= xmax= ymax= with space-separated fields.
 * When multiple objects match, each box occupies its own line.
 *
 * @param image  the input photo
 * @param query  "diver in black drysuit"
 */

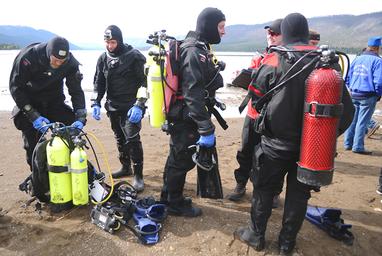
xmin=10 ymin=37 xmax=86 ymax=173
xmin=234 ymin=13 xmax=354 ymax=254
xmin=92 ymin=25 xmax=147 ymax=192
xmin=160 ymin=7 xmax=226 ymax=217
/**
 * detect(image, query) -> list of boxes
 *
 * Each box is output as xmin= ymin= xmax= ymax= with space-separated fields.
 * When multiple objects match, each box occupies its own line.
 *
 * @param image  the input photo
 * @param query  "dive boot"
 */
xmin=227 ymin=182 xmax=246 ymax=201
xmin=133 ymin=163 xmax=144 ymax=192
xmin=278 ymin=240 xmax=295 ymax=256
xmin=112 ymin=165 xmax=133 ymax=179
xmin=159 ymin=195 xmax=192 ymax=206
xmin=167 ymin=201 xmax=202 ymax=217
xmin=234 ymin=226 xmax=265 ymax=251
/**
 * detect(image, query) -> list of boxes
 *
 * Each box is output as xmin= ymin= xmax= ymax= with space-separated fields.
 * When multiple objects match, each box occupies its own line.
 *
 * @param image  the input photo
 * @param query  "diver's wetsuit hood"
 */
xmin=281 ymin=13 xmax=309 ymax=45
xmin=104 ymin=25 xmax=125 ymax=57
xmin=195 ymin=7 xmax=225 ymax=45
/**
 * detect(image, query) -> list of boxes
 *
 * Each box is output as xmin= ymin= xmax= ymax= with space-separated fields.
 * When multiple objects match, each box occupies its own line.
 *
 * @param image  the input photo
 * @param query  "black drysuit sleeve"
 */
xmin=9 ymin=52 xmax=34 ymax=109
xmin=65 ymin=57 xmax=86 ymax=110
xmin=92 ymin=53 xmax=107 ymax=105
xmin=180 ymin=47 xmax=215 ymax=135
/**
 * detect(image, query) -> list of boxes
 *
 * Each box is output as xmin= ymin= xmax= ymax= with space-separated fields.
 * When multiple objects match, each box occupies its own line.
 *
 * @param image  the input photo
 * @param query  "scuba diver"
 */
xmin=91 ymin=25 xmax=147 ymax=192
xmin=228 ymin=19 xmax=283 ymax=208
xmin=10 ymin=36 xmax=87 ymax=181
xmin=234 ymin=13 xmax=354 ymax=254
xmin=159 ymin=7 xmax=226 ymax=217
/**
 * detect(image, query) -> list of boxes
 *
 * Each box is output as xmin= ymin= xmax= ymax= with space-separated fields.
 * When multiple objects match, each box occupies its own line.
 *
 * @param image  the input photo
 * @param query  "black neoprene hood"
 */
xmin=195 ymin=7 xmax=225 ymax=44
xmin=281 ymin=13 xmax=309 ymax=45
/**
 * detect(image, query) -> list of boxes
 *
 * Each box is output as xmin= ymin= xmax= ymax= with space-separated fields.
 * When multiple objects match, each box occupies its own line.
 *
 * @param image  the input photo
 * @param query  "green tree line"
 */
xmin=0 ymin=43 xmax=19 ymax=50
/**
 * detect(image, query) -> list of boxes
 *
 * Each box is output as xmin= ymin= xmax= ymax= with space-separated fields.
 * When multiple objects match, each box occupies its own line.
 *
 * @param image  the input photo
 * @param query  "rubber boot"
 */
xmin=234 ymin=225 xmax=265 ymax=251
xmin=227 ymin=182 xmax=246 ymax=201
xmin=160 ymin=192 xmax=192 ymax=206
xmin=167 ymin=200 xmax=202 ymax=217
xmin=249 ymin=190 xmax=274 ymax=249
xmin=112 ymin=164 xmax=133 ymax=179
xmin=133 ymin=163 xmax=144 ymax=192
xmin=278 ymin=195 xmax=309 ymax=255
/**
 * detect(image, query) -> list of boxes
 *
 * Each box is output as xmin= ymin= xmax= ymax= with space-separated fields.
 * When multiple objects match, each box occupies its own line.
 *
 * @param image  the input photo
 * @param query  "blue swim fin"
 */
xmin=305 ymin=206 xmax=354 ymax=245
xmin=135 ymin=197 xmax=167 ymax=222
xmin=133 ymin=213 xmax=161 ymax=245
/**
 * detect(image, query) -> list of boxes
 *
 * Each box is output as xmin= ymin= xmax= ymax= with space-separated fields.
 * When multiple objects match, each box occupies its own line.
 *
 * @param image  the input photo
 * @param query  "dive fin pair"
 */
xmin=305 ymin=206 xmax=354 ymax=245
xmin=132 ymin=197 xmax=167 ymax=245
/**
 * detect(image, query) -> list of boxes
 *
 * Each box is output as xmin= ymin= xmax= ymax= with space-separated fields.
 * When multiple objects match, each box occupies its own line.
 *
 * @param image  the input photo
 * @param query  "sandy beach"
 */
xmin=0 ymin=108 xmax=381 ymax=256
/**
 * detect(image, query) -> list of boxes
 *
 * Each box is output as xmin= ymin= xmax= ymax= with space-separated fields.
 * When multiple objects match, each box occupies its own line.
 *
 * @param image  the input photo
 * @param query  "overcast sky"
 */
xmin=2 ymin=0 xmax=381 ymax=45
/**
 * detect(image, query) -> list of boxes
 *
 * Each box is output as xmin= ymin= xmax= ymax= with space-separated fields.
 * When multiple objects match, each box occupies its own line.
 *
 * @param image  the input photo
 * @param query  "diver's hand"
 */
xmin=92 ymin=105 xmax=101 ymax=121
xmin=71 ymin=120 xmax=84 ymax=130
xmin=128 ymin=105 xmax=143 ymax=123
xmin=32 ymin=116 xmax=50 ymax=133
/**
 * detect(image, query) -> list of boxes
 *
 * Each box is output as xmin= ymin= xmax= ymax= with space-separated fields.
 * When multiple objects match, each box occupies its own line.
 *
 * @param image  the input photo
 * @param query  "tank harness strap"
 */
xmin=239 ymin=93 xmax=252 ymax=113
xmin=210 ymin=107 xmax=228 ymax=130
xmin=304 ymin=102 xmax=344 ymax=117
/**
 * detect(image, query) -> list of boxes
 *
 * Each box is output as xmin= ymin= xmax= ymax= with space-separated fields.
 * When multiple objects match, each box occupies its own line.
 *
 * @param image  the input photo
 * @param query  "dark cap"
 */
xmin=264 ymin=19 xmax=283 ymax=34
xmin=46 ymin=36 xmax=69 ymax=59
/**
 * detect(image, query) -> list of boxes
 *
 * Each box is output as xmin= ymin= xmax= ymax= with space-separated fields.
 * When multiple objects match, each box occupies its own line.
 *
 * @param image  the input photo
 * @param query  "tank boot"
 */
xmin=133 ymin=163 xmax=144 ymax=192
xmin=112 ymin=164 xmax=133 ymax=179
xmin=227 ymin=182 xmax=246 ymax=201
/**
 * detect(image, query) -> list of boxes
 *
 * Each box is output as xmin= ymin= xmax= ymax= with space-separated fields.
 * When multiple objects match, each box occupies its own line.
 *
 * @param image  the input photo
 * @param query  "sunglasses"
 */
xmin=268 ymin=30 xmax=280 ymax=37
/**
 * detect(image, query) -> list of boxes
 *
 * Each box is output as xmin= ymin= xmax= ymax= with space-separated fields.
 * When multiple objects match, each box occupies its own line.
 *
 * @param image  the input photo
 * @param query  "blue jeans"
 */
xmin=344 ymin=96 xmax=378 ymax=152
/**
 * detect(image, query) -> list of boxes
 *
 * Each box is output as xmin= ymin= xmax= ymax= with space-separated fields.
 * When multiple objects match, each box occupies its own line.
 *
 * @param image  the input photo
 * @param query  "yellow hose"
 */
xmin=338 ymin=54 xmax=345 ymax=77
xmin=87 ymin=132 xmax=114 ymax=204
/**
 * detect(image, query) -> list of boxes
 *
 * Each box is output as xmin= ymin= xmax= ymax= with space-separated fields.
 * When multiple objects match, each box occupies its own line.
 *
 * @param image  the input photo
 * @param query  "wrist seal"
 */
xmin=75 ymin=108 xmax=87 ymax=125
xmin=23 ymin=104 xmax=40 ymax=122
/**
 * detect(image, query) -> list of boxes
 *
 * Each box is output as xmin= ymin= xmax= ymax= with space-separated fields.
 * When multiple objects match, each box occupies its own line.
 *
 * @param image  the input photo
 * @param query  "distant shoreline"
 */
xmin=0 ymin=47 xmax=364 ymax=54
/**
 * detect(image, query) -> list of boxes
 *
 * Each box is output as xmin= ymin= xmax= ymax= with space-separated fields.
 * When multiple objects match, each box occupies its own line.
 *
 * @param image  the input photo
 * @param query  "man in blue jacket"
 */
xmin=344 ymin=36 xmax=382 ymax=155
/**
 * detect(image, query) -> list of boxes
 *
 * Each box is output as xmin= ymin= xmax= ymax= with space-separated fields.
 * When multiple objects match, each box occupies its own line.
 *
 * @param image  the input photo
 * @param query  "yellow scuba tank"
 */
xmin=147 ymin=45 xmax=166 ymax=128
xmin=46 ymin=135 xmax=72 ymax=205
xmin=70 ymin=138 xmax=89 ymax=205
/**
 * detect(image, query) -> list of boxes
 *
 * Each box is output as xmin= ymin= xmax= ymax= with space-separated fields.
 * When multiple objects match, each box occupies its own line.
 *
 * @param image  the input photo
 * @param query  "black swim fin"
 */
xmin=196 ymin=147 xmax=223 ymax=199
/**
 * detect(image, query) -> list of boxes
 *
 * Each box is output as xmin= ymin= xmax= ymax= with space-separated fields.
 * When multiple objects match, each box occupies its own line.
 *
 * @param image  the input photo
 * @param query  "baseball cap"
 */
xmin=264 ymin=19 xmax=283 ymax=34
xmin=368 ymin=36 xmax=381 ymax=47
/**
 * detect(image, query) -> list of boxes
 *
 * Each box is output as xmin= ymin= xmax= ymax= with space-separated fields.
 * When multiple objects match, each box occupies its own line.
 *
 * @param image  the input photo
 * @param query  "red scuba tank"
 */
xmin=297 ymin=67 xmax=343 ymax=186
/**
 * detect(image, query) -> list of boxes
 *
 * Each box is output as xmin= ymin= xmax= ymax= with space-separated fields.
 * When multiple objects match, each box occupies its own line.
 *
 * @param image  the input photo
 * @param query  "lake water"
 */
xmin=1 ymin=50 xmax=380 ymax=117
xmin=0 ymin=50 xmax=253 ymax=117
